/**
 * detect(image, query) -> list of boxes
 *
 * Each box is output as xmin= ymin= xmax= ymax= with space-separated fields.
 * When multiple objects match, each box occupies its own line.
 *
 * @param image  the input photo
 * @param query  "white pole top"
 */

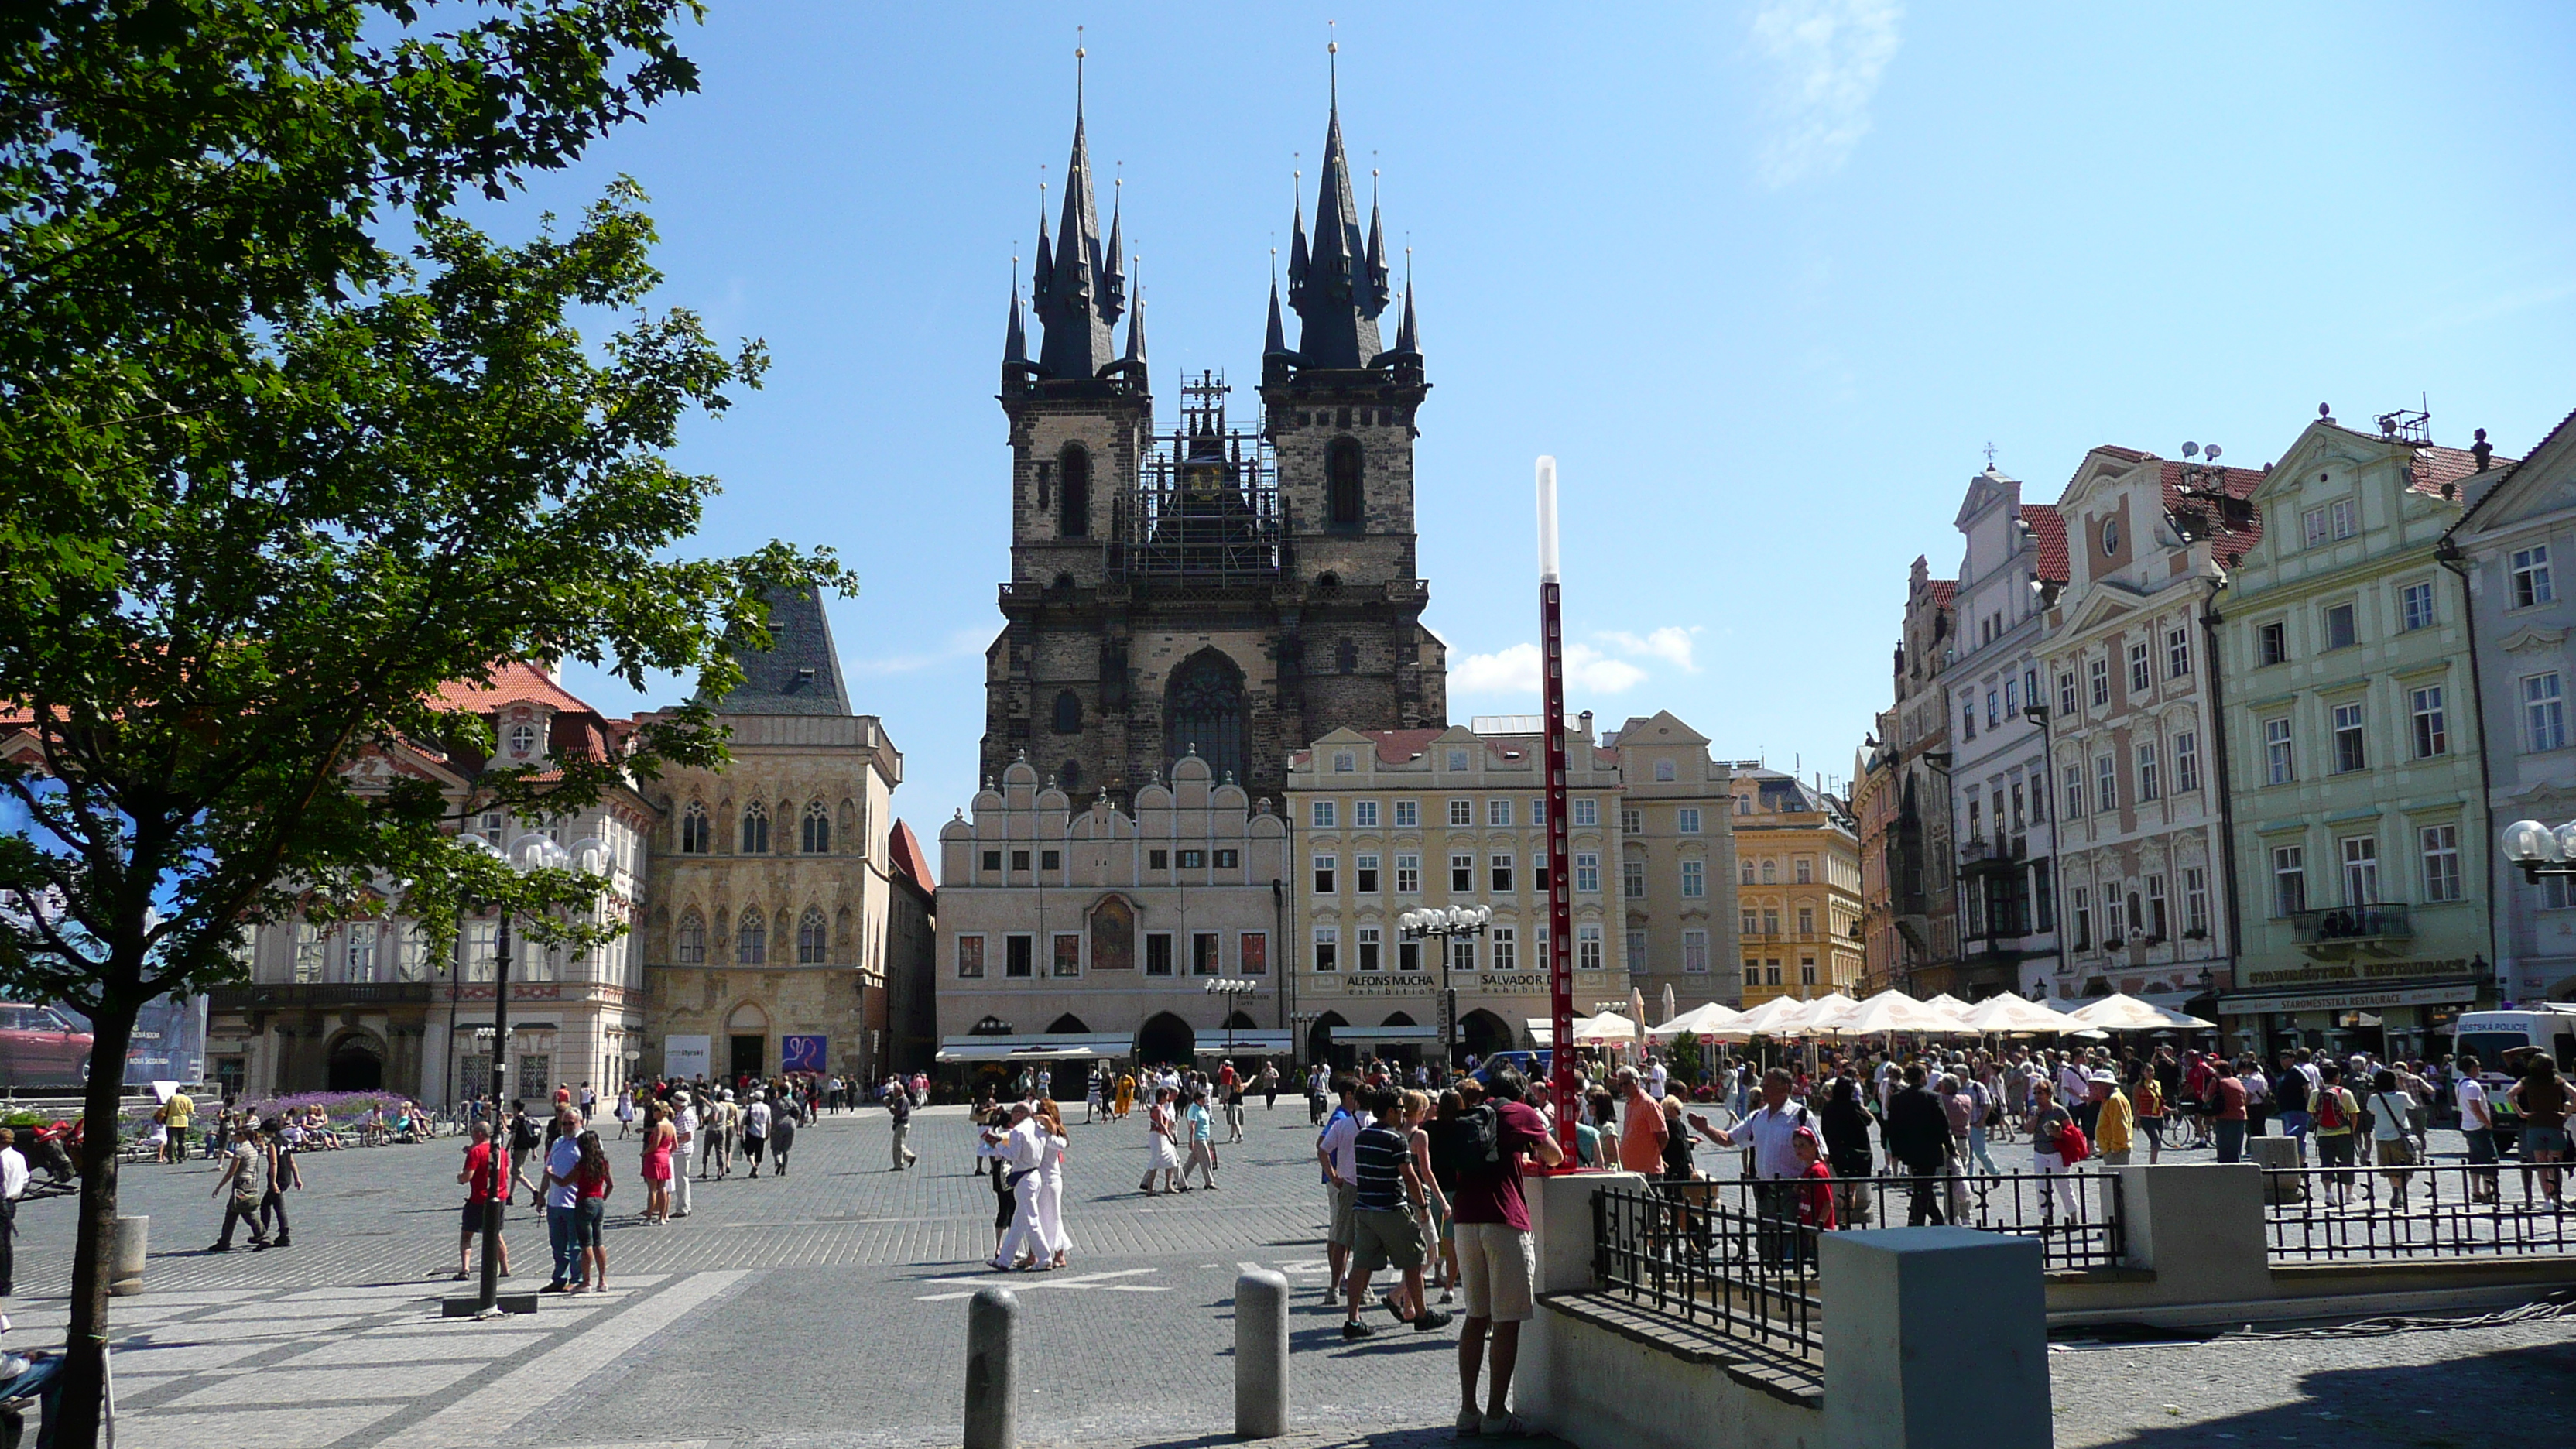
xmin=1536 ymin=455 xmax=1560 ymax=583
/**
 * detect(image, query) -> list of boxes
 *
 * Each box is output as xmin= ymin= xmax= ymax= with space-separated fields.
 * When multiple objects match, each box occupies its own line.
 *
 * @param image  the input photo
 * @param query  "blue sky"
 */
xmin=536 ymin=2 xmax=2576 ymax=827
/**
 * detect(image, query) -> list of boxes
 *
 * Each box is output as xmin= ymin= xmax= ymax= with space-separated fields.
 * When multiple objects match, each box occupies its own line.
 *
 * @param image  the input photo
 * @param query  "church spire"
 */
xmin=1100 ymin=178 xmax=1127 ymax=327
xmin=1264 ymin=252 xmax=1289 ymax=357
xmin=1286 ymin=42 xmax=1389 ymax=371
xmin=1004 ymin=256 xmax=1029 ymax=367
xmin=1031 ymin=46 xmax=1118 ymax=382
xmin=1122 ymin=270 xmax=1147 ymax=372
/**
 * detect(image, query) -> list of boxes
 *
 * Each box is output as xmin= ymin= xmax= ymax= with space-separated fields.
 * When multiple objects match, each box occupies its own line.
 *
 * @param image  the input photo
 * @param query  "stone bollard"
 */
xmin=963 ymin=1286 xmax=1019 ymax=1449
xmin=1234 ymin=1269 xmax=1290 ymax=1438
xmin=1821 ymin=1227 xmax=2050 ymax=1449
xmin=110 ymin=1215 xmax=148 ymax=1297
xmin=2247 ymin=1136 xmax=2306 ymax=1201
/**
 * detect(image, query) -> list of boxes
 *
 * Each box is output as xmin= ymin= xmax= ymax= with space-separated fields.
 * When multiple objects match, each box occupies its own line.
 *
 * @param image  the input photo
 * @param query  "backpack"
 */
xmin=509 ymin=1116 xmax=541 ymax=1150
xmin=2056 ymin=1121 xmax=2091 ymax=1163
xmin=1431 ymin=1105 xmax=1502 ymax=1180
xmin=2317 ymin=1090 xmax=2346 ymax=1132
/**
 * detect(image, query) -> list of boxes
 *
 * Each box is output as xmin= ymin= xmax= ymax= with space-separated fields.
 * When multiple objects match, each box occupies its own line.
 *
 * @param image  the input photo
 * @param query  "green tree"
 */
xmin=1669 ymin=1030 xmax=1703 ymax=1087
xmin=0 ymin=7 xmax=837 ymax=1440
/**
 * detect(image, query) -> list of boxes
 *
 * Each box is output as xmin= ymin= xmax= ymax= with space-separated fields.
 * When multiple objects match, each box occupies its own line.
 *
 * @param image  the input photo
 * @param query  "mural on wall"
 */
xmin=780 ymin=1033 xmax=829 ymax=1074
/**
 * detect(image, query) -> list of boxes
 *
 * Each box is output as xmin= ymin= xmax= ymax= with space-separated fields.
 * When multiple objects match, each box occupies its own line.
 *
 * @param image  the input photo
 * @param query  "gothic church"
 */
xmin=981 ymin=80 xmax=1447 ymax=808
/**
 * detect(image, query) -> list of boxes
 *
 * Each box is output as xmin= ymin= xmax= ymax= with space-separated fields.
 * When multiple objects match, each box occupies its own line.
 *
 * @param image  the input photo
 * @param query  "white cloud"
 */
xmin=1449 ymin=642 xmax=1649 ymax=698
xmin=1596 ymin=625 xmax=1703 ymax=673
xmin=1749 ymin=0 xmax=1903 ymax=188
xmin=847 ymin=629 xmax=989 ymax=677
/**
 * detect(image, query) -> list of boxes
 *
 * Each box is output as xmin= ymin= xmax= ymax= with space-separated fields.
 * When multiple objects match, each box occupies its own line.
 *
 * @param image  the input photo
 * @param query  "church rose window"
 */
xmin=1165 ymin=651 xmax=1247 ymax=788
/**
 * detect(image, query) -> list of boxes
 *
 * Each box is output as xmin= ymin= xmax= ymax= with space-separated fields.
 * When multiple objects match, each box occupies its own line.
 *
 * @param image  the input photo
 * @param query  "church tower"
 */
xmin=984 ymin=65 xmax=1446 ymax=808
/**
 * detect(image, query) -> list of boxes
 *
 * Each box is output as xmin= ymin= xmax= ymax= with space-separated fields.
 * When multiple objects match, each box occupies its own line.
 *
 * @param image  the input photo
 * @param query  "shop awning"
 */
xmin=934 ymin=1044 xmax=1104 ymax=1063
xmin=1330 ymin=1025 xmax=1440 ymax=1043
xmin=2216 ymin=977 xmax=2482 ymax=1018
xmin=1194 ymin=1033 xmax=1293 ymax=1055
xmin=934 ymin=1033 xmax=1134 ymax=1064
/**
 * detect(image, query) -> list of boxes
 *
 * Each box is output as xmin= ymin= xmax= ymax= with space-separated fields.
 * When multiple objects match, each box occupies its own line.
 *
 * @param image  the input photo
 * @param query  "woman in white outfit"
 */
xmin=1137 ymin=1086 xmax=1183 ymax=1194
xmin=1035 ymin=1099 xmax=1072 ymax=1269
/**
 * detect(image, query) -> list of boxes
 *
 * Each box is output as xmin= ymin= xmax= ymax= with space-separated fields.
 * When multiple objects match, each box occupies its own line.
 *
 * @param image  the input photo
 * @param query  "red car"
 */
xmin=0 ymin=1002 xmax=94 ymax=1088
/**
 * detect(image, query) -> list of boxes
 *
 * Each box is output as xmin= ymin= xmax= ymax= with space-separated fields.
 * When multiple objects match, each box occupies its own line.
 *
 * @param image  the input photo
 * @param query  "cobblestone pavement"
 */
xmin=0 ymin=1103 xmax=2567 ymax=1447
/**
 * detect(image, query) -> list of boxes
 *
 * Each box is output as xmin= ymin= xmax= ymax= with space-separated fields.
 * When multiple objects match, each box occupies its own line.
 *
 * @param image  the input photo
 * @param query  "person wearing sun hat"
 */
xmin=2088 ymin=1072 xmax=2135 ymax=1166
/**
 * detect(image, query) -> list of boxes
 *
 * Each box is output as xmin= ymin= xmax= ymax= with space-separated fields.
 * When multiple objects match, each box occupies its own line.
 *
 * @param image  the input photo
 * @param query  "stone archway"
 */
xmin=1458 ymin=1009 xmax=1516 ymax=1063
xmin=326 ymin=1030 xmax=386 ymax=1092
xmin=1307 ymin=1010 xmax=1348 ymax=1067
xmin=1136 ymin=1012 xmax=1194 ymax=1069
xmin=724 ymin=1001 xmax=770 ymax=1081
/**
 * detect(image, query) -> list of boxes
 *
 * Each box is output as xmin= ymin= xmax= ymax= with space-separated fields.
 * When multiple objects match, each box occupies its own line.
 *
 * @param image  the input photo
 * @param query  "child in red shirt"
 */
xmin=1793 ymin=1126 xmax=1836 ymax=1231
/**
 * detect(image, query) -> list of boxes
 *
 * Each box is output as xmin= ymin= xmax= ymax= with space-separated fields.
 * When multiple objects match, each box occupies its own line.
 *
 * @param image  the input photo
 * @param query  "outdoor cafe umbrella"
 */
xmin=1959 ymin=992 xmax=2082 ymax=1036
xmin=2065 ymin=992 xmax=2215 ymax=1032
xmin=1574 ymin=1011 xmax=1641 ymax=1045
xmin=1648 ymin=1001 xmax=1746 ymax=1039
xmin=1660 ymin=983 xmax=1677 ymax=1029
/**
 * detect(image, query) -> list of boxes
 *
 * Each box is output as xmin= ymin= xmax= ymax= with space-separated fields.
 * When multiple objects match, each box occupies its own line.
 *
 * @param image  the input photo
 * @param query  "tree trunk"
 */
xmin=55 ymin=1003 xmax=132 ymax=1449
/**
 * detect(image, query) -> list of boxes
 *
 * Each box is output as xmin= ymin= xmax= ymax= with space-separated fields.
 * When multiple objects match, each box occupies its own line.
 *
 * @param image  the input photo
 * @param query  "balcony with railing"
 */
xmin=2290 ymin=903 xmax=2413 ymax=957
xmin=208 ymin=981 xmax=438 ymax=1013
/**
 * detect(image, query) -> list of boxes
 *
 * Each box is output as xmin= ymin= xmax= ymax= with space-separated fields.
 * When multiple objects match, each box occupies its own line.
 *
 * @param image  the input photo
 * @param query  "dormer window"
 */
xmin=508 ymin=723 xmax=539 ymax=757
xmin=2101 ymin=519 xmax=2120 ymax=556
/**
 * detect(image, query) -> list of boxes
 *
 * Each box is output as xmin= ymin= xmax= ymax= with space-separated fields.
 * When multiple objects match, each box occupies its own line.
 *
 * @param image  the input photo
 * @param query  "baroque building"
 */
xmin=2215 ymin=409 xmax=2502 ymax=1060
xmin=1860 ymin=558 xmax=1958 ymax=995
xmin=639 ymin=587 xmax=907 ymax=1086
xmin=981 ymin=83 xmax=1444 ymax=811
xmin=2448 ymin=407 xmax=2574 ymax=1005
xmin=1728 ymin=763 xmax=1862 ymax=1006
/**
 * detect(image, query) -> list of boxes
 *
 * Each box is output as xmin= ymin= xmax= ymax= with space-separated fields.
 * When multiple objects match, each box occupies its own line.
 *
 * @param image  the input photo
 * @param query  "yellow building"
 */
xmin=1728 ymin=764 xmax=1864 ymax=1006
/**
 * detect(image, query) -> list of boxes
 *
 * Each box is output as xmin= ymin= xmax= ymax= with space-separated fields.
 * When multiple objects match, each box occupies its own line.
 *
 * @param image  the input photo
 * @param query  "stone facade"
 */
xmin=1728 ymin=765 xmax=1863 ymax=1005
xmin=202 ymin=664 xmax=652 ymax=1106
xmin=2448 ymin=409 xmax=2574 ymax=1003
xmin=2040 ymin=446 xmax=2256 ymax=1009
xmin=1944 ymin=467 xmax=2070 ymax=999
xmin=934 ymin=753 xmax=1293 ymax=1067
xmin=637 ymin=589 xmax=905 ymax=1087
xmin=1607 ymin=714 xmax=1742 ymax=1012
xmin=1859 ymin=559 xmax=1958 ymax=995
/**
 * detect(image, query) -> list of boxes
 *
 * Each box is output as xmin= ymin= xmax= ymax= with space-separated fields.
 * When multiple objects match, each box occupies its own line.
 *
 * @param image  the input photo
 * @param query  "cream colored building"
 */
xmin=1727 ymin=764 xmax=1862 ymax=1005
xmin=933 ymin=752 xmax=1293 ymax=1068
xmin=1286 ymin=713 xmax=1734 ymax=1063
xmin=637 ymin=587 xmax=905 ymax=1086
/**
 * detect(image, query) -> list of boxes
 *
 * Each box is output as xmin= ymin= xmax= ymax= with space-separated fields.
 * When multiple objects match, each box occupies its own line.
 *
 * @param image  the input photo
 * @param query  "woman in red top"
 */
xmin=572 ymin=1129 xmax=613 ymax=1293
xmin=639 ymin=1103 xmax=673 ymax=1225
xmin=1793 ymin=1127 xmax=1837 ymax=1231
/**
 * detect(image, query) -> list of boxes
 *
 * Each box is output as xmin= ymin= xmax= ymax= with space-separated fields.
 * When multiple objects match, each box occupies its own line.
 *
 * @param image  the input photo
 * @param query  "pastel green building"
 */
xmin=2214 ymin=412 xmax=2497 ymax=1062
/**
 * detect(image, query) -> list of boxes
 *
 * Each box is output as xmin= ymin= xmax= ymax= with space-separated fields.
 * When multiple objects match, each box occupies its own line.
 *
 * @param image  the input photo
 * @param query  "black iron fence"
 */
xmin=1690 ymin=1171 xmax=2125 ymax=1272
xmin=2263 ymin=1160 xmax=2576 ymax=1261
xmin=1593 ymin=1180 xmax=1821 ymax=1359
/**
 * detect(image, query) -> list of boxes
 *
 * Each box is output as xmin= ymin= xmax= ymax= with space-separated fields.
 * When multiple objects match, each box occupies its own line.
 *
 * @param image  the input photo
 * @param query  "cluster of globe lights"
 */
xmin=2501 ymin=819 xmax=2576 ymax=870
xmin=1398 ymin=905 xmax=1493 ymax=935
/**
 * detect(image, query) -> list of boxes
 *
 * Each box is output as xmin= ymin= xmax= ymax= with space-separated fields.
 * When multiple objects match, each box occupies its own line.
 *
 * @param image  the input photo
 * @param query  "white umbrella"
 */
xmin=1574 ymin=1011 xmax=1640 ymax=1045
xmin=1649 ymin=1002 xmax=1745 ymax=1039
xmin=1960 ymin=992 xmax=2080 ymax=1036
xmin=1827 ymin=989 xmax=1967 ymax=1039
xmin=1795 ymin=992 xmax=1863 ymax=1033
xmin=2066 ymin=992 xmax=2215 ymax=1031
xmin=1660 ymin=983 xmax=1677 ymax=1027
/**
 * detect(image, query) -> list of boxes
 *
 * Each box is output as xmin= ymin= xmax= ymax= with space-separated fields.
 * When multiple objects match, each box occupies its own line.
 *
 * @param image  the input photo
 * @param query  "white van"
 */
xmin=2451 ymin=1005 xmax=2576 ymax=1084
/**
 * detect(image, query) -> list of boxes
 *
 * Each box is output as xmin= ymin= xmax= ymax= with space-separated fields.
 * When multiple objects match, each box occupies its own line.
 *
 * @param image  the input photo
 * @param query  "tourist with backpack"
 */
xmin=2029 ymin=1080 xmax=2084 ymax=1220
xmin=2313 ymin=1063 xmax=2361 ymax=1207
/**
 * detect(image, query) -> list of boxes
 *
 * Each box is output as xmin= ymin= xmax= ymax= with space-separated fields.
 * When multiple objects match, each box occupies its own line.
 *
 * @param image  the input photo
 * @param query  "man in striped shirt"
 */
xmin=1342 ymin=1088 xmax=1451 ymax=1339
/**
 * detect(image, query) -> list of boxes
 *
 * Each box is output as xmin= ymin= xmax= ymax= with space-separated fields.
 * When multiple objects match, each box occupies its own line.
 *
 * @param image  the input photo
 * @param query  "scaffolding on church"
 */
xmin=1115 ymin=370 xmax=1279 ymax=590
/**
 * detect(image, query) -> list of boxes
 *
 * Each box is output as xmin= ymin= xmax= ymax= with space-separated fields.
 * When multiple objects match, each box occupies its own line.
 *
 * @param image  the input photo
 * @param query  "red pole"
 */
xmin=1537 ymin=457 xmax=1578 ymax=1166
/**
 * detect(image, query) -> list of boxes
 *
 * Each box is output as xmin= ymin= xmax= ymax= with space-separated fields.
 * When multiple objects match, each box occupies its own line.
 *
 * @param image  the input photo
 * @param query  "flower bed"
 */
xmin=236 ymin=1090 xmax=424 ymax=1128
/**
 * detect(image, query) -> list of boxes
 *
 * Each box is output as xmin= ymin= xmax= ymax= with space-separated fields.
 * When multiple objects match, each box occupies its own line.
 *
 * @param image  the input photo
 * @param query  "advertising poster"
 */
xmin=663 ymin=1034 xmax=711 ymax=1080
xmin=780 ymin=1033 xmax=829 ymax=1074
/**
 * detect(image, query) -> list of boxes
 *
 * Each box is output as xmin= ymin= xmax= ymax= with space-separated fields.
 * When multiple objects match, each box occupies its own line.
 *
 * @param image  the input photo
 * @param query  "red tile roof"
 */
xmin=1365 ymin=728 xmax=1449 ymax=765
xmin=2018 ymin=503 xmax=2070 ymax=584
xmin=1927 ymin=580 xmax=1957 ymax=608
xmin=2153 ymin=457 xmax=2267 ymax=565
xmin=889 ymin=819 xmax=935 ymax=891
xmin=431 ymin=662 xmax=598 ymax=717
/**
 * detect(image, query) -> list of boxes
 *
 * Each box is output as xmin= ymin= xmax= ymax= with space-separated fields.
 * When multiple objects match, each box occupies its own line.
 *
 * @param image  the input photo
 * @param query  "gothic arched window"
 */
xmin=1327 ymin=437 xmax=1365 ymax=529
xmin=1060 ymin=759 xmax=1083 ymax=795
xmin=1165 ymin=649 xmax=1248 ymax=787
xmin=736 ymin=907 xmax=766 ymax=964
xmin=739 ymin=800 xmax=769 ymax=855
xmin=1059 ymin=443 xmax=1091 ymax=538
xmin=1051 ymin=689 xmax=1081 ymax=735
xmin=797 ymin=907 xmax=828 ymax=964
xmin=680 ymin=801 xmax=711 ymax=854
xmin=675 ymin=910 xmax=706 ymax=964
xmin=1336 ymin=639 xmax=1359 ymax=674
xmin=801 ymin=800 xmax=831 ymax=854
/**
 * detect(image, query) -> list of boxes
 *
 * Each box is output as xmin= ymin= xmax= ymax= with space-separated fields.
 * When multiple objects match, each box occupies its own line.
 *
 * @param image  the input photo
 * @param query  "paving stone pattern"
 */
xmin=0 ymin=1104 xmax=2567 ymax=1447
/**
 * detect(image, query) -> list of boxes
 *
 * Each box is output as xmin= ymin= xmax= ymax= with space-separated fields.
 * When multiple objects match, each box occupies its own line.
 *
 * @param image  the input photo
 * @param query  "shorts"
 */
xmin=461 ymin=1202 xmax=502 ymax=1235
xmin=745 ymin=1136 xmax=767 ymax=1161
xmin=1350 ymin=1206 xmax=1427 ymax=1274
xmin=1454 ymin=1220 xmax=1536 ymax=1323
xmin=573 ymin=1197 xmax=605 ymax=1248
xmin=2521 ymin=1126 xmax=2568 ymax=1156
xmin=2465 ymin=1127 xmax=2498 ymax=1166
xmin=2375 ymin=1138 xmax=2416 ymax=1168
xmin=2139 ymin=1117 xmax=2165 ymax=1147
xmin=1329 ymin=1180 xmax=1358 ymax=1249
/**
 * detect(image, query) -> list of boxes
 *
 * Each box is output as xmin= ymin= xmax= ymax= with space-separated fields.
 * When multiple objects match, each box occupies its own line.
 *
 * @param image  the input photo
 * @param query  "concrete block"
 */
xmin=2246 ymin=1136 xmax=2306 ymax=1199
xmin=1822 ymin=1228 xmax=2049 ymax=1449
xmin=2112 ymin=1163 xmax=2270 ymax=1297
xmin=1528 ymin=1170 xmax=1646 ymax=1297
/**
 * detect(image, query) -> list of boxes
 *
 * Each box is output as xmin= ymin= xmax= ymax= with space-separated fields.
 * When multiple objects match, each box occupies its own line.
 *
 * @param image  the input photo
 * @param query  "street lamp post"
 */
xmin=1204 ymin=977 xmax=1260 ymax=1056
xmin=447 ymin=834 xmax=568 ymax=1319
xmin=2492 ymin=818 xmax=2576 ymax=1005
xmin=622 ymin=1047 xmax=642 ymax=1088
xmin=1398 ymin=906 xmax=1492 ymax=1069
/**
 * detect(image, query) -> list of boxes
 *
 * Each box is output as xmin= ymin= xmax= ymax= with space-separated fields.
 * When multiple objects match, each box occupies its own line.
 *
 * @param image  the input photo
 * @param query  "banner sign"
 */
xmin=663 ymin=1035 xmax=711 ymax=1079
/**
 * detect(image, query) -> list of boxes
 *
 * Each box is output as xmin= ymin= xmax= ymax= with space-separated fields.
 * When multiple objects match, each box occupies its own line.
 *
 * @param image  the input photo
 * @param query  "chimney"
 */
xmin=1578 ymin=709 xmax=1594 ymax=741
xmin=2472 ymin=427 xmax=2493 ymax=472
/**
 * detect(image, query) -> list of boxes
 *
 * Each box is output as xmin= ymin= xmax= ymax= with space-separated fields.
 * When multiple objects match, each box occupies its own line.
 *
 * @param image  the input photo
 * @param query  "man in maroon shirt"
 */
xmin=2211 ymin=1060 xmax=2249 ymax=1163
xmin=1451 ymin=1067 xmax=1564 ymax=1437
